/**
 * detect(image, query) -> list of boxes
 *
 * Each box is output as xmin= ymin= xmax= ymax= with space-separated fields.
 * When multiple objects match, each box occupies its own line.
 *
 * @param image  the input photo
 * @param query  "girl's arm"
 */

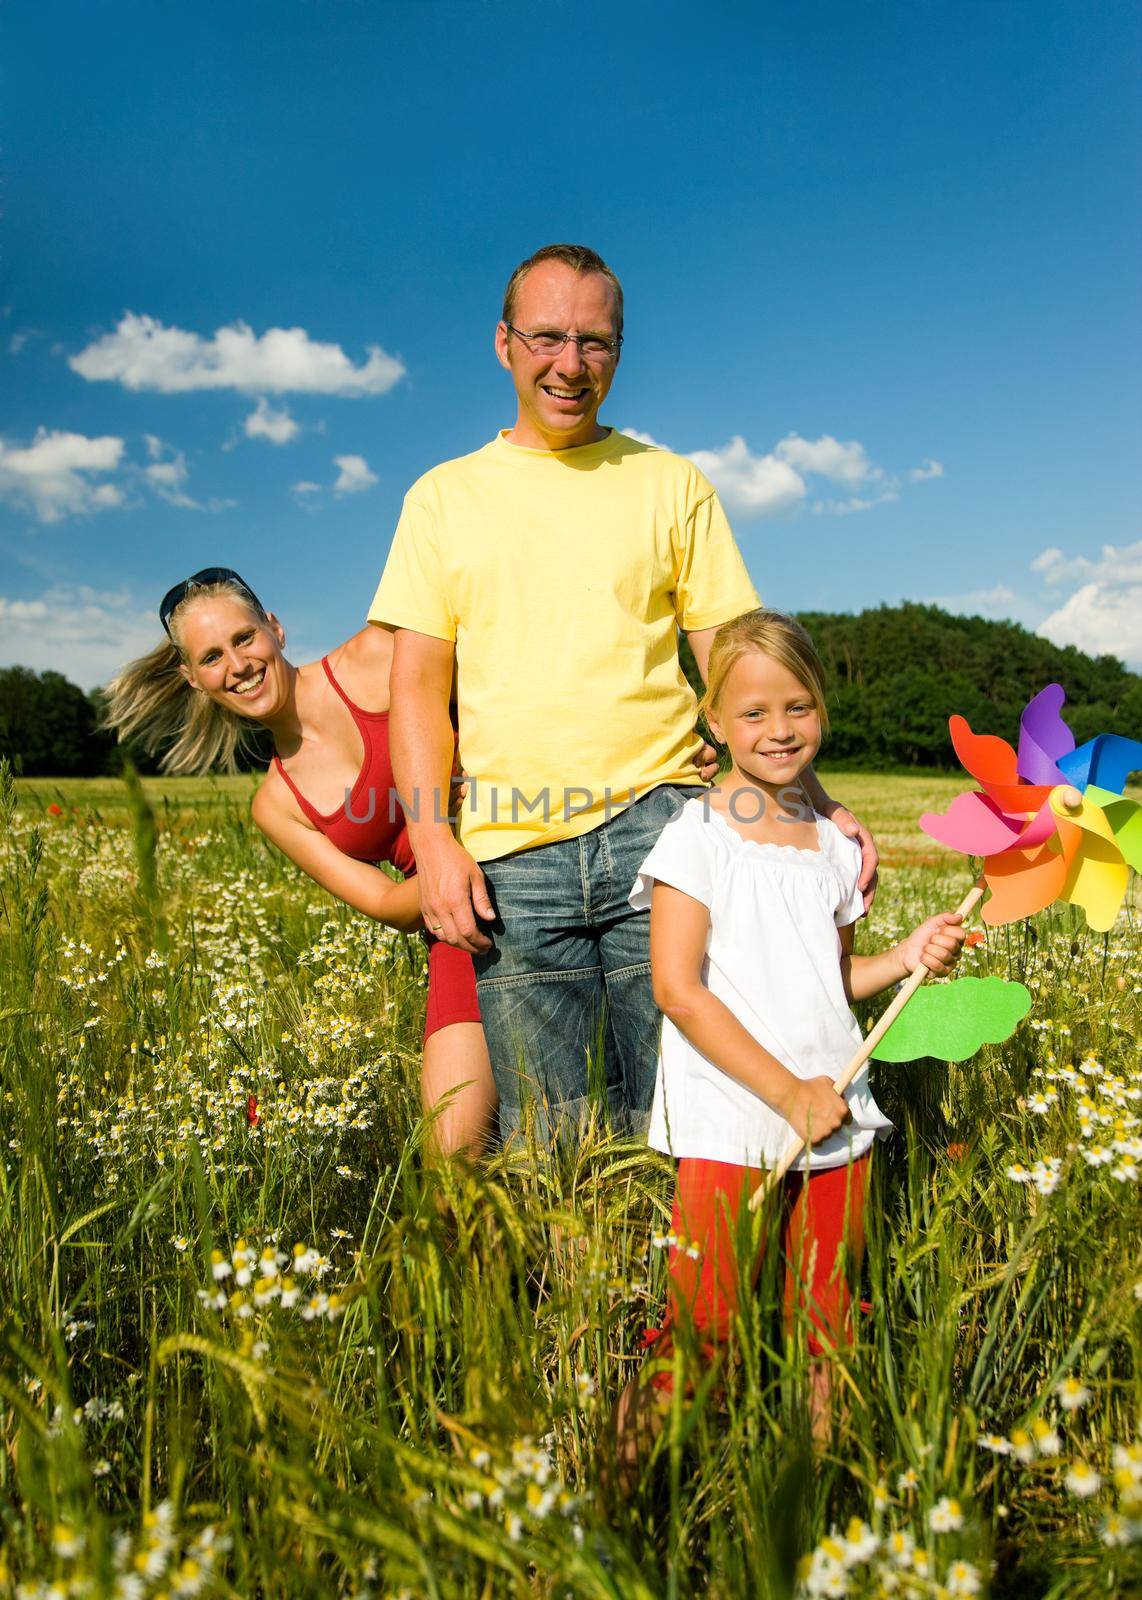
xmin=650 ymin=883 xmax=850 ymax=1147
xmin=251 ymin=779 xmax=424 ymax=932
xmin=839 ymin=913 xmax=966 ymax=1003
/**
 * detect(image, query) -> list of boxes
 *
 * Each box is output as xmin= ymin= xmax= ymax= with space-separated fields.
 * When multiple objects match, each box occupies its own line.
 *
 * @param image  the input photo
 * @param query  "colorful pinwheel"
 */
xmin=919 ymin=686 xmax=1142 ymax=933
xmin=751 ymin=686 xmax=1138 ymax=1207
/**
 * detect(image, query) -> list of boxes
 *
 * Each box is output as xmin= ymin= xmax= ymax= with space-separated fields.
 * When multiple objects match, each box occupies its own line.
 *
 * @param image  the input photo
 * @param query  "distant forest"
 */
xmin=3 ymin=603 xmax=1140 ymax=776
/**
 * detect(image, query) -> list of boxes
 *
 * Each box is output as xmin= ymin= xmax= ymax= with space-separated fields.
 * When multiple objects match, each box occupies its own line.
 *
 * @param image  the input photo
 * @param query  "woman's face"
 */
xmin=176 ymin=593 xmax=287 ymax=719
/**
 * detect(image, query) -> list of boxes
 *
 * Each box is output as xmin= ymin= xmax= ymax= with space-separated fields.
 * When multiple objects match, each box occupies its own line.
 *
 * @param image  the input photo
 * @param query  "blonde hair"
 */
xmin=699 ymin=609 xmax=830 ymax=738
xmin=502 ymin=243 xmax=624 ymax=334
xmin=102 ymin=581 xmax=272 ymax=775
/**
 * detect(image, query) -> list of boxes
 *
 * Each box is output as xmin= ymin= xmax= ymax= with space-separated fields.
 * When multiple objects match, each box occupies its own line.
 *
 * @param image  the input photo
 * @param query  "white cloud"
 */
xmin=1031 ymin=540 xmax=1142 ymax=589
xmin=622 ymin=425 xmax=938 ymax=520
xmin=909 ymin=458 xmax=944 ymax=481
xmin=0 ymin=585 xmax=160 ymax=689
xmin=688 ymin=437 xmax=806 ymax=516
xmin=291 ymin=480 xmax=321 ymax=495
xmin=1038 ymin=584 xmax=1142 ymax=668
xmin=1032 ymin=540 xmax=1142 ymax=668
xmin=70 ymin=312 xmax=405 ymax=396
xmin=244 ymin=398 xmax=300 ymax=445
xmin=137 ymin=436 xmax=234 ymax=513
xmin=333 ymin=455 xmax=378 ymax=496
xmin=775 ymin=433 xmax=881 ymax=485
xmin=812 ymin=488 xmax=900 ymax=516
xmin=144 ymin=447 xmax=194 ymax=507
xmin=918 ymin=582 xmax=1037 ymax=626
xmin=0 ymin=429 xmax=125 ymax=523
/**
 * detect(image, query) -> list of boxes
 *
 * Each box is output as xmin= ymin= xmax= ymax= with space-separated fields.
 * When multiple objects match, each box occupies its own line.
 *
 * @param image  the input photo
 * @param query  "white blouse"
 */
xmin=630 ymin=796 xmax=892 ymax=1170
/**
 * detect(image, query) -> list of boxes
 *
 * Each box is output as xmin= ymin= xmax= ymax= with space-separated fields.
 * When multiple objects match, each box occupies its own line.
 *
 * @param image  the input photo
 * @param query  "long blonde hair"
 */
xmin=102 ymin=580 xmax=273 ymax=775
xmin=699 ymin=609 xmax=830 ymax=736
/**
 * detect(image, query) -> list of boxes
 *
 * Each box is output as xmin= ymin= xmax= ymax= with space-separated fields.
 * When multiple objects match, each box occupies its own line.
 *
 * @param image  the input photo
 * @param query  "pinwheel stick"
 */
xmin=748 ymin=880 xmax=986 ymax=1213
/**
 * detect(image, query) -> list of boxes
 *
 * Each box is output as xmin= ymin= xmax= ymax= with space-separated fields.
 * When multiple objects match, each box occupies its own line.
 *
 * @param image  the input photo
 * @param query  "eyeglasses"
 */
xmin=159 ymin=566 xmax=264 ymax=636
xmin=505 ymin=324 xmax=622 ymax=360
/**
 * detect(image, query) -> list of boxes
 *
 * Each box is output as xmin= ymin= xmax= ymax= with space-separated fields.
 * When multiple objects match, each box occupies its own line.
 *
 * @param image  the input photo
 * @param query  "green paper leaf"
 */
xmin=871 ymin=976 xmax=1032 ymax=1064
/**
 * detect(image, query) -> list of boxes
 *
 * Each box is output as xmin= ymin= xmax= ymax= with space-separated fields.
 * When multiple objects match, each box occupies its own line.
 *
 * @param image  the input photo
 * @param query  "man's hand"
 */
xmin=818 ymin=798 xmax=879 ymax=913
xmin=417 ymin=833 xmax=495 ymax=954
xmin=693 ymin=739 xmax=720 ymax=783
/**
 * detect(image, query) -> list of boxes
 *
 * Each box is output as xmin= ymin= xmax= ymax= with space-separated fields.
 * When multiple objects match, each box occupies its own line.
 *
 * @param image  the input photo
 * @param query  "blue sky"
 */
xmin=2 ymin=0 xmax=1139 ymax=685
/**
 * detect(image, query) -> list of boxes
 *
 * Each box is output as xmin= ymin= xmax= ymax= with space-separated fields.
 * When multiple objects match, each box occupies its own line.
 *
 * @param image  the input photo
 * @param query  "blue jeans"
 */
xmin=475 ymin=784 xmax=693 ymax=1143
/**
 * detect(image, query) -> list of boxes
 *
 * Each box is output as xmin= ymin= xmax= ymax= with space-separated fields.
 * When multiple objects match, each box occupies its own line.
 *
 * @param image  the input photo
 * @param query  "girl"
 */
xmin=611 ymin=608 xmax=965 ymax=1471
xmin=104 ymin=567 xmax=496 ymax=1157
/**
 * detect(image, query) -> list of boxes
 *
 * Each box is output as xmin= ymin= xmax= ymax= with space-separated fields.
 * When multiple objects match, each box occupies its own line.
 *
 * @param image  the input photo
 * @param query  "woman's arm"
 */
xmin=651 ymin=883 xmax=850 ymax=1147
xmin=252 ymin=778 xmax=423 ymax=932
xmin=839 ymin=913 xmax=966 ymax=1003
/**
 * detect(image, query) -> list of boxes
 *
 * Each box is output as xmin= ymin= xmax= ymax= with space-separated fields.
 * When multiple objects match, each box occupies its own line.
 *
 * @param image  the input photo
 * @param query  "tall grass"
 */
xmin=0 ymin=767 xmax=1138 ymax=1598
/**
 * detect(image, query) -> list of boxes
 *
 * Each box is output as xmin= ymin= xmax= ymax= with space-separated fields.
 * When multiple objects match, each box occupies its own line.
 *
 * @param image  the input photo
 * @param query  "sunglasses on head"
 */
xmin=159 ymin=567 xmax=265 ymax=637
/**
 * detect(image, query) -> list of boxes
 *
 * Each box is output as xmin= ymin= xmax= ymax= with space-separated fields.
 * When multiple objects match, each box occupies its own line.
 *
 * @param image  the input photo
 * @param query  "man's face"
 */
xmin=495 ymin=261 xmax=621 ymax=450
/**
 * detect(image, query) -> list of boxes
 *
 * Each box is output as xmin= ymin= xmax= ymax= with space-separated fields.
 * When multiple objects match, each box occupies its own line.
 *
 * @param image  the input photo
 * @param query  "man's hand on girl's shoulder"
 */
xmin=820 ymin=799 xmax=879 ymax=912
xmin=692 ymin=739 xmax=720 ymax=783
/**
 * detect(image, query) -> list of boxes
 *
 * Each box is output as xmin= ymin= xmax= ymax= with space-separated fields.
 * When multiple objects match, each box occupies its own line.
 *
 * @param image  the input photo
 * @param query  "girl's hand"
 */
xmin=895 ymin=912 xmax=966 ymax=978
xmin=780 ymin=1075 xmax=851 ymax=1145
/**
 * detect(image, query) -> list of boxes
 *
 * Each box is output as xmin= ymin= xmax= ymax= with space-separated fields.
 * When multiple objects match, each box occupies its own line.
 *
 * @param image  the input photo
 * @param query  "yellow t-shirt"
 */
xmin=369 ymin=429 xmax=760 ymax=861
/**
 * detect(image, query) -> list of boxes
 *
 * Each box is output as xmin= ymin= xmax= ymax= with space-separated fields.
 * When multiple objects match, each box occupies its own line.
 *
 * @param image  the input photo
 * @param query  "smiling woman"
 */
xmin=103 ymin=570 xmax=495 ymax=1159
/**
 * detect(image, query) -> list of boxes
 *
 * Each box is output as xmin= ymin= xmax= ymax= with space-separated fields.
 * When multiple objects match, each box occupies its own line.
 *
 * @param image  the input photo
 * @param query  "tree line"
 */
xmin=3 ymin=603 xmax=1139 ymax=775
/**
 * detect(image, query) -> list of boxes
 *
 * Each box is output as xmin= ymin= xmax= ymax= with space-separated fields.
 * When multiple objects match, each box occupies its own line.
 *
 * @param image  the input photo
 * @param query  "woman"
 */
xmin=105 ymin=567 xmax=494 ymax=1157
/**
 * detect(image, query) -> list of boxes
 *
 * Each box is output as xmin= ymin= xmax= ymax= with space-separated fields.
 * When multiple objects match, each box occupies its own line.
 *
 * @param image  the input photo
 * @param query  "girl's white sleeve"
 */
xmin=628 ymin=803 xmax=715 ymax=913
xmin=834 ymin=832 xmax=866 ymax=927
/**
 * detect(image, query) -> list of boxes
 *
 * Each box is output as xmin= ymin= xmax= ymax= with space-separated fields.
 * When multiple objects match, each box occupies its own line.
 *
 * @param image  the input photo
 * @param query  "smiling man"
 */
xmin=369 ymin=243 xmax=874 ymax=1141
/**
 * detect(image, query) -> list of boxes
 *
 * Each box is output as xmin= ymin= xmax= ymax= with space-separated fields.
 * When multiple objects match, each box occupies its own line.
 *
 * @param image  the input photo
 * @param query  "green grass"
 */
xmin=0 ymin=768 xmax=1138 ymax=1598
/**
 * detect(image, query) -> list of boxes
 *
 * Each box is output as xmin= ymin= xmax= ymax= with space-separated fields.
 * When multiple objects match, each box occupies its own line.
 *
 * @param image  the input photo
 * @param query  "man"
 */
xmin=370 ymin=243 xmax=875 ymax=1139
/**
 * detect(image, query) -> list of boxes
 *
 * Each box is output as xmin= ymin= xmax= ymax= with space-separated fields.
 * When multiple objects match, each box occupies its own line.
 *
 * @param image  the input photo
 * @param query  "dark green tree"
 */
xmin=0 ymin=668 xmax=115 ymax=776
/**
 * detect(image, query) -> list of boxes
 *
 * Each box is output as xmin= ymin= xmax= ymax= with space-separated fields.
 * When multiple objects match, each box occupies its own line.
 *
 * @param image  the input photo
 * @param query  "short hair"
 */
xmin=699 ymin=609 xmax=830 ymax=737
xmin=501 ymin=243 xmax=624 ymax=334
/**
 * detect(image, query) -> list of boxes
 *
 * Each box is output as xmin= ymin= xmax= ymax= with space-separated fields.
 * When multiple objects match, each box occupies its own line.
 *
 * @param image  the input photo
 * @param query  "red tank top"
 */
xmin=272 ymin=657 xmax=416 ymax=874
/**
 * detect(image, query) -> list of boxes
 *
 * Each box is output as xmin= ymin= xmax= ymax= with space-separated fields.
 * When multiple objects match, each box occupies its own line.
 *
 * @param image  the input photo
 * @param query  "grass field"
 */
xmin=1 ymin=767 xmax=1138 ymax=1598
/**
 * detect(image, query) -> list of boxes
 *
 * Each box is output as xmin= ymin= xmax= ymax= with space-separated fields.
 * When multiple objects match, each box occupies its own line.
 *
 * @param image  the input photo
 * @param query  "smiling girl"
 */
xmin=608 ymin=608 xmax=965 ymax=1478
xmin=104 ymin=568 xmax=495 ymax=1158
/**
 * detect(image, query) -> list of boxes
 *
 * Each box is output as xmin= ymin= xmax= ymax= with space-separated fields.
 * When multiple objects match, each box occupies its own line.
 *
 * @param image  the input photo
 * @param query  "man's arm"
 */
xmin=685 ymin=625 xmax=718 ymax=687
xmin=388 ymin=627 xmax=494 ymax=953
xmin=683 ymin=625 xmax=720 ymax=780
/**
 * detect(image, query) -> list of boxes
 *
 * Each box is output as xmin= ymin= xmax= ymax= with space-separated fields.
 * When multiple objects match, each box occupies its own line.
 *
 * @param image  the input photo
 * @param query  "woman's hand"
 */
xmin=778 ymin=1075 xmax=851 ymax=1146
xmin=894 ymin=912 xmax=967 ymax=979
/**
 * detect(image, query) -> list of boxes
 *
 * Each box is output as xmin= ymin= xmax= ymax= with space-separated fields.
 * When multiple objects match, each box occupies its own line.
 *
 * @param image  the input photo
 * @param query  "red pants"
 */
xmin=646 ymin=1154 xmax=871 ymax=1386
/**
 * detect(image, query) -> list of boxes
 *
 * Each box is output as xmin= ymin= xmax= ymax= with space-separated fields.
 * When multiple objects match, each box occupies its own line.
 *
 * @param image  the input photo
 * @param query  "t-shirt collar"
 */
xmin=492 ymin=427 xmax=619 ymax=463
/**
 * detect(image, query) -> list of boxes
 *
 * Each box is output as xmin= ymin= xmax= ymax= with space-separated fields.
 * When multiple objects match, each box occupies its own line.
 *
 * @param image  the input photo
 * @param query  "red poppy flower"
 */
xmin=246 ymin=1095 xmax=259 ymax=1127
xmin=47 ymin=803 xmax=62 ymax=816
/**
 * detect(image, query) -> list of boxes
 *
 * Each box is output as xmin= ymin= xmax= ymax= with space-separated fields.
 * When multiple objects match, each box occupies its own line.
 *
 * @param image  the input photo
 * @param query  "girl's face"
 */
xmin=707 ymin=649 xmax=822 ymax=790
xmin=176 ymin=593 xmax=288 ymax=720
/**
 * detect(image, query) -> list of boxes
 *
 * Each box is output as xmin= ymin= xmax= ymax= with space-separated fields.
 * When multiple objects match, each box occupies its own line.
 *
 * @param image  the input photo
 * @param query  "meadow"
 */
xmin=0 ymin=766 xmax=1138 ymax=1599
